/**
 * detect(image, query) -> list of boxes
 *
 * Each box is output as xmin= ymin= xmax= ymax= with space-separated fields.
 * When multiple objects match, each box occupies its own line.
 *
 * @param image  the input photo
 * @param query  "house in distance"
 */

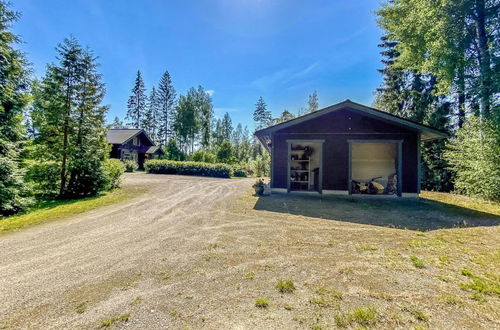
xmin=255 ymin=100 xmax=447 ymax=197
xmin=106 ymin=129 xmax=164 ymax=169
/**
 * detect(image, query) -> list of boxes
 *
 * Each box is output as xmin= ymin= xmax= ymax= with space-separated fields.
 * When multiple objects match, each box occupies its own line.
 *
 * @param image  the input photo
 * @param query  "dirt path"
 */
xmin=1 ymin=173 xmax=498 ymax=329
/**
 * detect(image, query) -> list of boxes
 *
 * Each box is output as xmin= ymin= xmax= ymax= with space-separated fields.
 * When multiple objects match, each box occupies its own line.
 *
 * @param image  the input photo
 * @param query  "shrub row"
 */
xmin=145 ymin=160 xmax=234 ymax=178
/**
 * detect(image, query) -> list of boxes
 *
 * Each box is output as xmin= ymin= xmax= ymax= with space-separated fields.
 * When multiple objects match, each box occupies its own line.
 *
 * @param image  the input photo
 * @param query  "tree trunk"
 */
xmin=474 ymin=0 xmax=492 ymax=118
xmin=59 ymin=74 xmax=72 ymax=197
xmin=457 ymin=68 xmax=466 ymax=128
xmin=67 ymin=77 xmax=87 ymax=195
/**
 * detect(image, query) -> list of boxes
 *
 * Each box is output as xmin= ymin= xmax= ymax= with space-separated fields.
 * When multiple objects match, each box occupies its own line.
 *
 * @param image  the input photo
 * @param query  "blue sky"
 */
xmin=12 ymin=0 xmax=384 ymax=128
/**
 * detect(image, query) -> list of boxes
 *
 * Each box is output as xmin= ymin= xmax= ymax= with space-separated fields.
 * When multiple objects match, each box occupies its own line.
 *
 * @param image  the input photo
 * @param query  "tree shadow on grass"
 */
xmin=253 ymin=194 xmax=500 ymax=231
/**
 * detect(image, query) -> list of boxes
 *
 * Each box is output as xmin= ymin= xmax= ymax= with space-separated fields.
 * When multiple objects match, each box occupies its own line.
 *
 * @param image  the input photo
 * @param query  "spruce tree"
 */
xmin=195 ymin=86 xmax=213 ymax=149
xmin=32 ymin=38 xmax=109 ymax=197
xmin=253 ymin=97 xmax=272 ymax=130
xmin=157 ymin=70 xmax=176 ymax=145
xmin=126 ymin=70 xmax=146 ymax=128
xmin=66 ymin=48 xmax=109 ymax=196
xmin=221 ymin=112 xmax=233 ymax=141
xmin=212 ymin=118 xmax=224 ymax=148
xmin=0 ymin=1 xmax=31 ymax=215
xmin=144 ymin=86 xmax=160 ymax=143
xmin=307 ymin=91 xmax=319 ymax=112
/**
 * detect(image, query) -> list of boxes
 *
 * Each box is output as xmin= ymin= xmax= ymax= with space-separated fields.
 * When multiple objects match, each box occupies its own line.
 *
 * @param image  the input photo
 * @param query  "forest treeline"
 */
xmin=109 ymin=71 xmax=319 ymax=166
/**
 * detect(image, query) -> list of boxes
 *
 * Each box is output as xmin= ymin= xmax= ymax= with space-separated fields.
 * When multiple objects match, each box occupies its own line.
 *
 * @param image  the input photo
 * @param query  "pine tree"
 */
xmin=253 ymin=97 xmax=272 ymax=130
xmin=126 ymin=70 xmax=146 ymax=128
xmin=144 ymin=86 xmax=160 ymax=143
xmin=0 ymin=1 xmax=31 ymax=215
xmin=157 ymin=70 xmax=176 ymax=145
xmin=307 ymin=91 xmax=319 ymax=112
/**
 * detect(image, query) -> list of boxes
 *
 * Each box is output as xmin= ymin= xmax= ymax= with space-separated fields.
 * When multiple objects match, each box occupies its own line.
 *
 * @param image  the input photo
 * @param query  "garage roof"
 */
xmin=255 ymin=100 xmax=448 ymax=142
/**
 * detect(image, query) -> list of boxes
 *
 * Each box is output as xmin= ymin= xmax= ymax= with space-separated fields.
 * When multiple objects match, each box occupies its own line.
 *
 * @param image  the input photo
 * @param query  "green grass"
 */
xmin=255 ymin=298 xmax=269 ymax=308
xmin=334 ymin=305 xmax=378 ymax=327
xmin=277 ymin=280 xmax=295 ymax=293
xmin=100 ymin=313 xmax=130 ymax=328
xmin=420 ymin=191 xmax=500 ymax=216
xmin=459 ymin=270 xmax=500 ymax=296
xmin=0 ymin=187 xmax=145 ymax=234
xmin=410 ymin=255 xmax=425 ymax=268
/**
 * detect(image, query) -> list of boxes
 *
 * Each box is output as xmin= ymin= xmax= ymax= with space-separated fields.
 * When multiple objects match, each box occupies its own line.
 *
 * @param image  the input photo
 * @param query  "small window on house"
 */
xmin=133 ymin=137 xmax=139 ymax=145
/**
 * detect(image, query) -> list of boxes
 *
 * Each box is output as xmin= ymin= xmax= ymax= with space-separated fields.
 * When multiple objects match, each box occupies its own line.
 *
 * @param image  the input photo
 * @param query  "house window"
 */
xmin=133 ymin=137 xmax=139 ymax=145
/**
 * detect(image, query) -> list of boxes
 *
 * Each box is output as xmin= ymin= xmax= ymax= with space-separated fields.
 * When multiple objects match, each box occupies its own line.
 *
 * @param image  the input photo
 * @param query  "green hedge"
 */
xmin=145 ymin=160 xmax=233 ymax=178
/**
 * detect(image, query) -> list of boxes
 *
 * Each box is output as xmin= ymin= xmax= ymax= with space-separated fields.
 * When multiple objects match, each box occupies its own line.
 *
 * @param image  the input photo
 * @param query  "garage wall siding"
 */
xmin=271 ymin=107 xmax=419 ymax=193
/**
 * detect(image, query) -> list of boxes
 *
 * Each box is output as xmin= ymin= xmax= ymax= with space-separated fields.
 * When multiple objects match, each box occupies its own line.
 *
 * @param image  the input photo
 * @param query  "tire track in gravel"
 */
xmin=0 ymin=173 xmax=253 ymax=329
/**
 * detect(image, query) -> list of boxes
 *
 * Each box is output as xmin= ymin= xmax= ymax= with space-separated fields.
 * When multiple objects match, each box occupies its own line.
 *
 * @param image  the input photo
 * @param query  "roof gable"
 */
xmin=255 ymin=100 xmax=448 ymax=141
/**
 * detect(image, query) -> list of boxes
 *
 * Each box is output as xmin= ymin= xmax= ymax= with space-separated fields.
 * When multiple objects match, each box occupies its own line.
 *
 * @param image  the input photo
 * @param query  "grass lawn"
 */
xmin=0 ymin=187 xmax=146 ymax=234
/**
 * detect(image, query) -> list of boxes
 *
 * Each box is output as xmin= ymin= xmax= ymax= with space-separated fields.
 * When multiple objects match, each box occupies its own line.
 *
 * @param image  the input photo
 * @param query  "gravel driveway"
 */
xmin=1 ymin=173 xmax=498 ymax=329
xmin=0 ymin=173 xmax=252 ymax=329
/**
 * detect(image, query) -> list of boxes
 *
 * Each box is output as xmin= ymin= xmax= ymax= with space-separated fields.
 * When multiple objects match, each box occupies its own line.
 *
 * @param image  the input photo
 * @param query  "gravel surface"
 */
xmin=1 ymin=173 xmax=498 ymax=329
xmin=0 ymin=173 xmax=251 ymax=329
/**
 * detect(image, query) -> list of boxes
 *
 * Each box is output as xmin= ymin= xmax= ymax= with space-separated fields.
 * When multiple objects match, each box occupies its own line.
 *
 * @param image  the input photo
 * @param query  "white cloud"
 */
xmin=206 ymin=89 xmax=215 ymax=96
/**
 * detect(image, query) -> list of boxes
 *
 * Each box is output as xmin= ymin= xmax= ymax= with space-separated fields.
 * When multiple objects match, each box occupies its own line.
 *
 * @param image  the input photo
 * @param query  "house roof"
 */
xmin=145 ymin=146 xmax=163 ymax=154
xmin=255 ymin=100 xmax=448 ymax=142
xmin=106 ymin=128 xmax=154 ymax=146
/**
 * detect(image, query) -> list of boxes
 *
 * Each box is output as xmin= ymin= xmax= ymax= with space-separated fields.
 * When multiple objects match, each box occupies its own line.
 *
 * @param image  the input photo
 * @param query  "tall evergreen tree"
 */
xmin=144 ymin=86 xmax=160 ymax=143
xmin=195 ymin=86 xmax=214 ymax=149
xmin=126 ymin=70 xmax=146 ymax=128
xmin=0 ymin=1 xmax=31 ymax=215
xmin=157 ymin=70 xmax=176 ymax=145
xmin=66 ymin=48 xmax=109 ymax=196
xmin=221 ymin=112 xmax=233 ymax=141
xmin=33 ymin=38 xmax=109 ymax=197
xmin=212 ymin=118 xmax=224 ymax=148
xmin=307 ymin=91 xmax=319 ymax=112
xmin=253 ymin=96 xmax=272 ymax=130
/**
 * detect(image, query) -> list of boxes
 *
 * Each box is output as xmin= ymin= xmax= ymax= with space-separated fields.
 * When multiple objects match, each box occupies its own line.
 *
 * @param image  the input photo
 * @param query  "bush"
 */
xmin=123 ymin=160 xmax=137 ymax=172
xmin=25 ymin=160 xmax=61 ymax=196
xmin=217 ymin=140 xmax=232 ymax=163
xmin=190 ymin=150 xmax=217 ymax=163
xmin=102 ymin=158 xmax=125 ymax=190
xmin=232 ymin=165 xmax=247 ymax=177
xmin=145 ymin=160 xmax=233 ymax=178
xmin=445 ymin=116 xmax=500 ymax=201
xmin=165 ymin=138 xmax=186 ymax=161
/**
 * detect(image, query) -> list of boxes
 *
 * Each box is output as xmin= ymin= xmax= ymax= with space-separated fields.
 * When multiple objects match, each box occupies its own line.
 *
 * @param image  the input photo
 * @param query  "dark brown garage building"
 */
xmin=255 ymin=100 xmax=447 ymax=197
